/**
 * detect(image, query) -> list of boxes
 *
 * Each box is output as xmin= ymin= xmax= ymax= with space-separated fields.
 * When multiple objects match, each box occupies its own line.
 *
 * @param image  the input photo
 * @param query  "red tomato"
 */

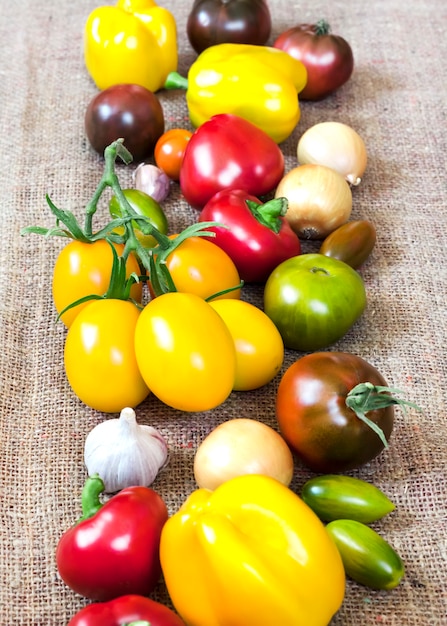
xmin=154 ymin=128 xmax=193 ymax=181
xmin=274 ymin=20 xmax=354 ymax=100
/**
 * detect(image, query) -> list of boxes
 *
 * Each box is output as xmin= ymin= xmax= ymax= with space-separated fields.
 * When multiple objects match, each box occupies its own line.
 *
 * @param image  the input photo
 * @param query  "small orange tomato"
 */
xmin=154 ymin=128 xmax=193 ymax=181
xmin=163 ymin=236 xmax=242 ymax=300
xmin=52 ymin=240 xmax=143 ymax=328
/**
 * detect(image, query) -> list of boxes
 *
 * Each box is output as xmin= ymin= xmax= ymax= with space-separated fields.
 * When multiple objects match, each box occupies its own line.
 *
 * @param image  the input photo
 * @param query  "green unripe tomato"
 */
xmin=326 ymin=519 xmax=405 ymax=590
xmin=109 ymin=188 xmax=169 ymax=249
xmin=301 ymin=475 xmax=395 ymax=523
xmin=264 ymin=253 xmax=366 ymax=351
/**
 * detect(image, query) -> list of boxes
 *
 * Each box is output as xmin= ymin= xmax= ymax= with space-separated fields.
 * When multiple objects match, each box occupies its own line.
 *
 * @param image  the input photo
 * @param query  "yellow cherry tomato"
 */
xmin=162 ymin=236 xmax=241 ymax=300
xmin=52 ymin=240 xmax=143 ymax=327
xmin=134 ymin=292 xmax=236 ymax=411
xmin=209 ymin=299 xmax=284 ymax=391
xmin=64 ymin=299 xmax=150 ymax=413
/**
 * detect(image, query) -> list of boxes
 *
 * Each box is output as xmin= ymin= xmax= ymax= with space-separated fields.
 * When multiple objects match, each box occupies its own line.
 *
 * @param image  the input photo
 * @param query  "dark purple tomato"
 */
xmin=187 ymin=0 xmax=271 ymax=54
xmin=273 ymin=20 xmax=354 ymax=100
xmin=276 ymin=352 xmax=395 ymax=473
xmin=320 ymin=220 xmax=377 ymax=269
xmin=85 ymin=84 xmax=165 ymax=162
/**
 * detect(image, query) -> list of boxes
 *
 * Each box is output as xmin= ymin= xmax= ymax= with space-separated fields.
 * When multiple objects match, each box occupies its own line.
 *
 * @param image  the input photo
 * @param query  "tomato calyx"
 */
xmin=23 ymin=138 xmax=235 ymax=302
xmin=245 ymin=197 xmax=288 ymax=234
xmin=56 ymin=242 xmax=141 ymax=322
xmin=345 ymin=382 xmax=422 ymax=447
xmin=314 ymin=19 xmax=331 ymax=36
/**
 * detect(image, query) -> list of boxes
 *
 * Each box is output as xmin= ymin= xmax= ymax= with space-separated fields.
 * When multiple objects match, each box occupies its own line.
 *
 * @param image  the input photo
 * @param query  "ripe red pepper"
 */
xmin=198 ymin=189 xmax=301 ymax=282
xmin=179 ymin=114 xmax=285 ymax=210
xmin=67 ymin=594 xmax=186 ymax=626
xmin=56 ymin=475 xmax=168 ymax=601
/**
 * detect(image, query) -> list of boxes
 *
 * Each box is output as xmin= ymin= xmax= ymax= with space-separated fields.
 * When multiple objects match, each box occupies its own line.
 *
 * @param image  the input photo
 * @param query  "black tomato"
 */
xmin=274 ymin=20 xmax=354 ymax=100
xmin=85 ymin=84 xmax=165 ymax=162
xmin=276 ymin=352 xmax=398 ymax=473
xmin=187 ymin=0 xmax=271 ymax=54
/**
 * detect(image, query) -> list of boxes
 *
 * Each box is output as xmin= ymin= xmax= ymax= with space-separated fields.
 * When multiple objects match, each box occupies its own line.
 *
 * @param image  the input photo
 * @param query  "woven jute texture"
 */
xmin=1 ymin=0 xmax=446 ymax=624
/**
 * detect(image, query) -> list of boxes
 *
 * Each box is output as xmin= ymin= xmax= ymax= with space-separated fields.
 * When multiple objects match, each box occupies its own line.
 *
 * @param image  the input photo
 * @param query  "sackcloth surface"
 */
xmin=0 ymin=0 xmax=446 ymax=624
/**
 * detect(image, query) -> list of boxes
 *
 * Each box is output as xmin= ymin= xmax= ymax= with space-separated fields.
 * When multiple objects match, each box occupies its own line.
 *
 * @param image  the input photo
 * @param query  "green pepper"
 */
xmin=301 ymin=475 xmax=395 ymax=523
xmin=326 ymin=519 xmax=405 ymax=590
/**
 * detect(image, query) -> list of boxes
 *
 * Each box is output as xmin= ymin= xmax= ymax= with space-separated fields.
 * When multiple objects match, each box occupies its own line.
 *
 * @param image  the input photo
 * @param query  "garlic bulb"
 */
xmin=133 ymin=163 xmax=171 ymax=202
xmin=84 ymin=407 xmax=168 ymax=493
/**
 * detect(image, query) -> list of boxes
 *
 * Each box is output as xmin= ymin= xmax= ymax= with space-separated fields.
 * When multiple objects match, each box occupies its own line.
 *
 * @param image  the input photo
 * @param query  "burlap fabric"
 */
xmin=1 ymin=0 xmax=446 ymax=624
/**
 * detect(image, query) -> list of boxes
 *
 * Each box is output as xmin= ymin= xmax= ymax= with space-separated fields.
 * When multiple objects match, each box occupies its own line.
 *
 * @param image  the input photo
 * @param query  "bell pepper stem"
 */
xmin=245 ymin=198 xmax=288 ymax=234
xmin=164 ymin=71 xmax=188 ymax=91
xmin=78 ymin=475 xmax=106 ymax=523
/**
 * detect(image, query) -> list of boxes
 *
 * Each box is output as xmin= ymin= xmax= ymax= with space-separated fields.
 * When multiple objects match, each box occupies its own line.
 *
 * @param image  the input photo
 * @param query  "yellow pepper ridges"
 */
xmin=166 ymin=43 xmax=307 ymax=144
xmin=84 ymin=0 xmax=177 ymax=93
xmin=160 ymin=474 xmax=345 ymax=626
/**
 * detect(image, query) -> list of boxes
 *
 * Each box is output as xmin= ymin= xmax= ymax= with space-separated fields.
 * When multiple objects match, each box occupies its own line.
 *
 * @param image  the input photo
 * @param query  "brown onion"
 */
xmin=297 ymin=122 xmax=367 ymax=185
xmin=275 ymin=163 xmax=352 ymax=239
xmin=194 ymin=418 xmax=294 ymax=490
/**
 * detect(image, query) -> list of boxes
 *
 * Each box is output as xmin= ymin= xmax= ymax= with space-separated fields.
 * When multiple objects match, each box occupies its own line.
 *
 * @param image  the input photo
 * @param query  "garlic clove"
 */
xmin=84 ymin=407 xmax=168 ymax=493
xmin=133 ymin=163 xmax=171 ymax=203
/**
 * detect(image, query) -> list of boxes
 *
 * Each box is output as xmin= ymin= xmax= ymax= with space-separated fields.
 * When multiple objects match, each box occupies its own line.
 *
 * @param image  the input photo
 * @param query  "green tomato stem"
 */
xmin=315 ymin=19 xmax=331 ymax=36
xmin=22 ymin=138 xmax=235 ymax=303
xmin=345 ymin=382 xmax=422 ymax=448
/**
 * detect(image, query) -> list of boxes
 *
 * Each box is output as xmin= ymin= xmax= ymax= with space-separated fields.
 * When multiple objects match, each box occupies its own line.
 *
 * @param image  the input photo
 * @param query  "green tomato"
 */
xmin=326 ymin=519 xmax=405 ymax=590
xmin=301 ymin=475 xmax=395 ymax=523
xmin=263 ymin=253 xmax=366 ymax=351
xmin=109 ymin=188 xmax=169 ymax=249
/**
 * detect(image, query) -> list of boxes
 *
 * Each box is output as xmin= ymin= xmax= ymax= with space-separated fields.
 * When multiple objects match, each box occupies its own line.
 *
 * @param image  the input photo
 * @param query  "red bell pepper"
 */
xmin=179 ymin=113 xmax=285 ymax=210
xmin=67 ymin=594 xmax=186 ymax=626
xmin=56 ymin=475 xmax=168 ymax=601
xmin=198 ymin=189 xmax=301 ymax=282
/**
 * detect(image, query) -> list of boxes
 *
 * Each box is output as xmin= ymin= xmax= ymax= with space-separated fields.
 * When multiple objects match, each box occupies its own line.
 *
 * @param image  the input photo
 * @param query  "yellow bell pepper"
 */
xmin=160 ymin=474 xmax=345 ymax=626
xmin=84 ymin=0 xmax=177 ymax=93
xmin=164 ymin=43 xmax=307 ymax=144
